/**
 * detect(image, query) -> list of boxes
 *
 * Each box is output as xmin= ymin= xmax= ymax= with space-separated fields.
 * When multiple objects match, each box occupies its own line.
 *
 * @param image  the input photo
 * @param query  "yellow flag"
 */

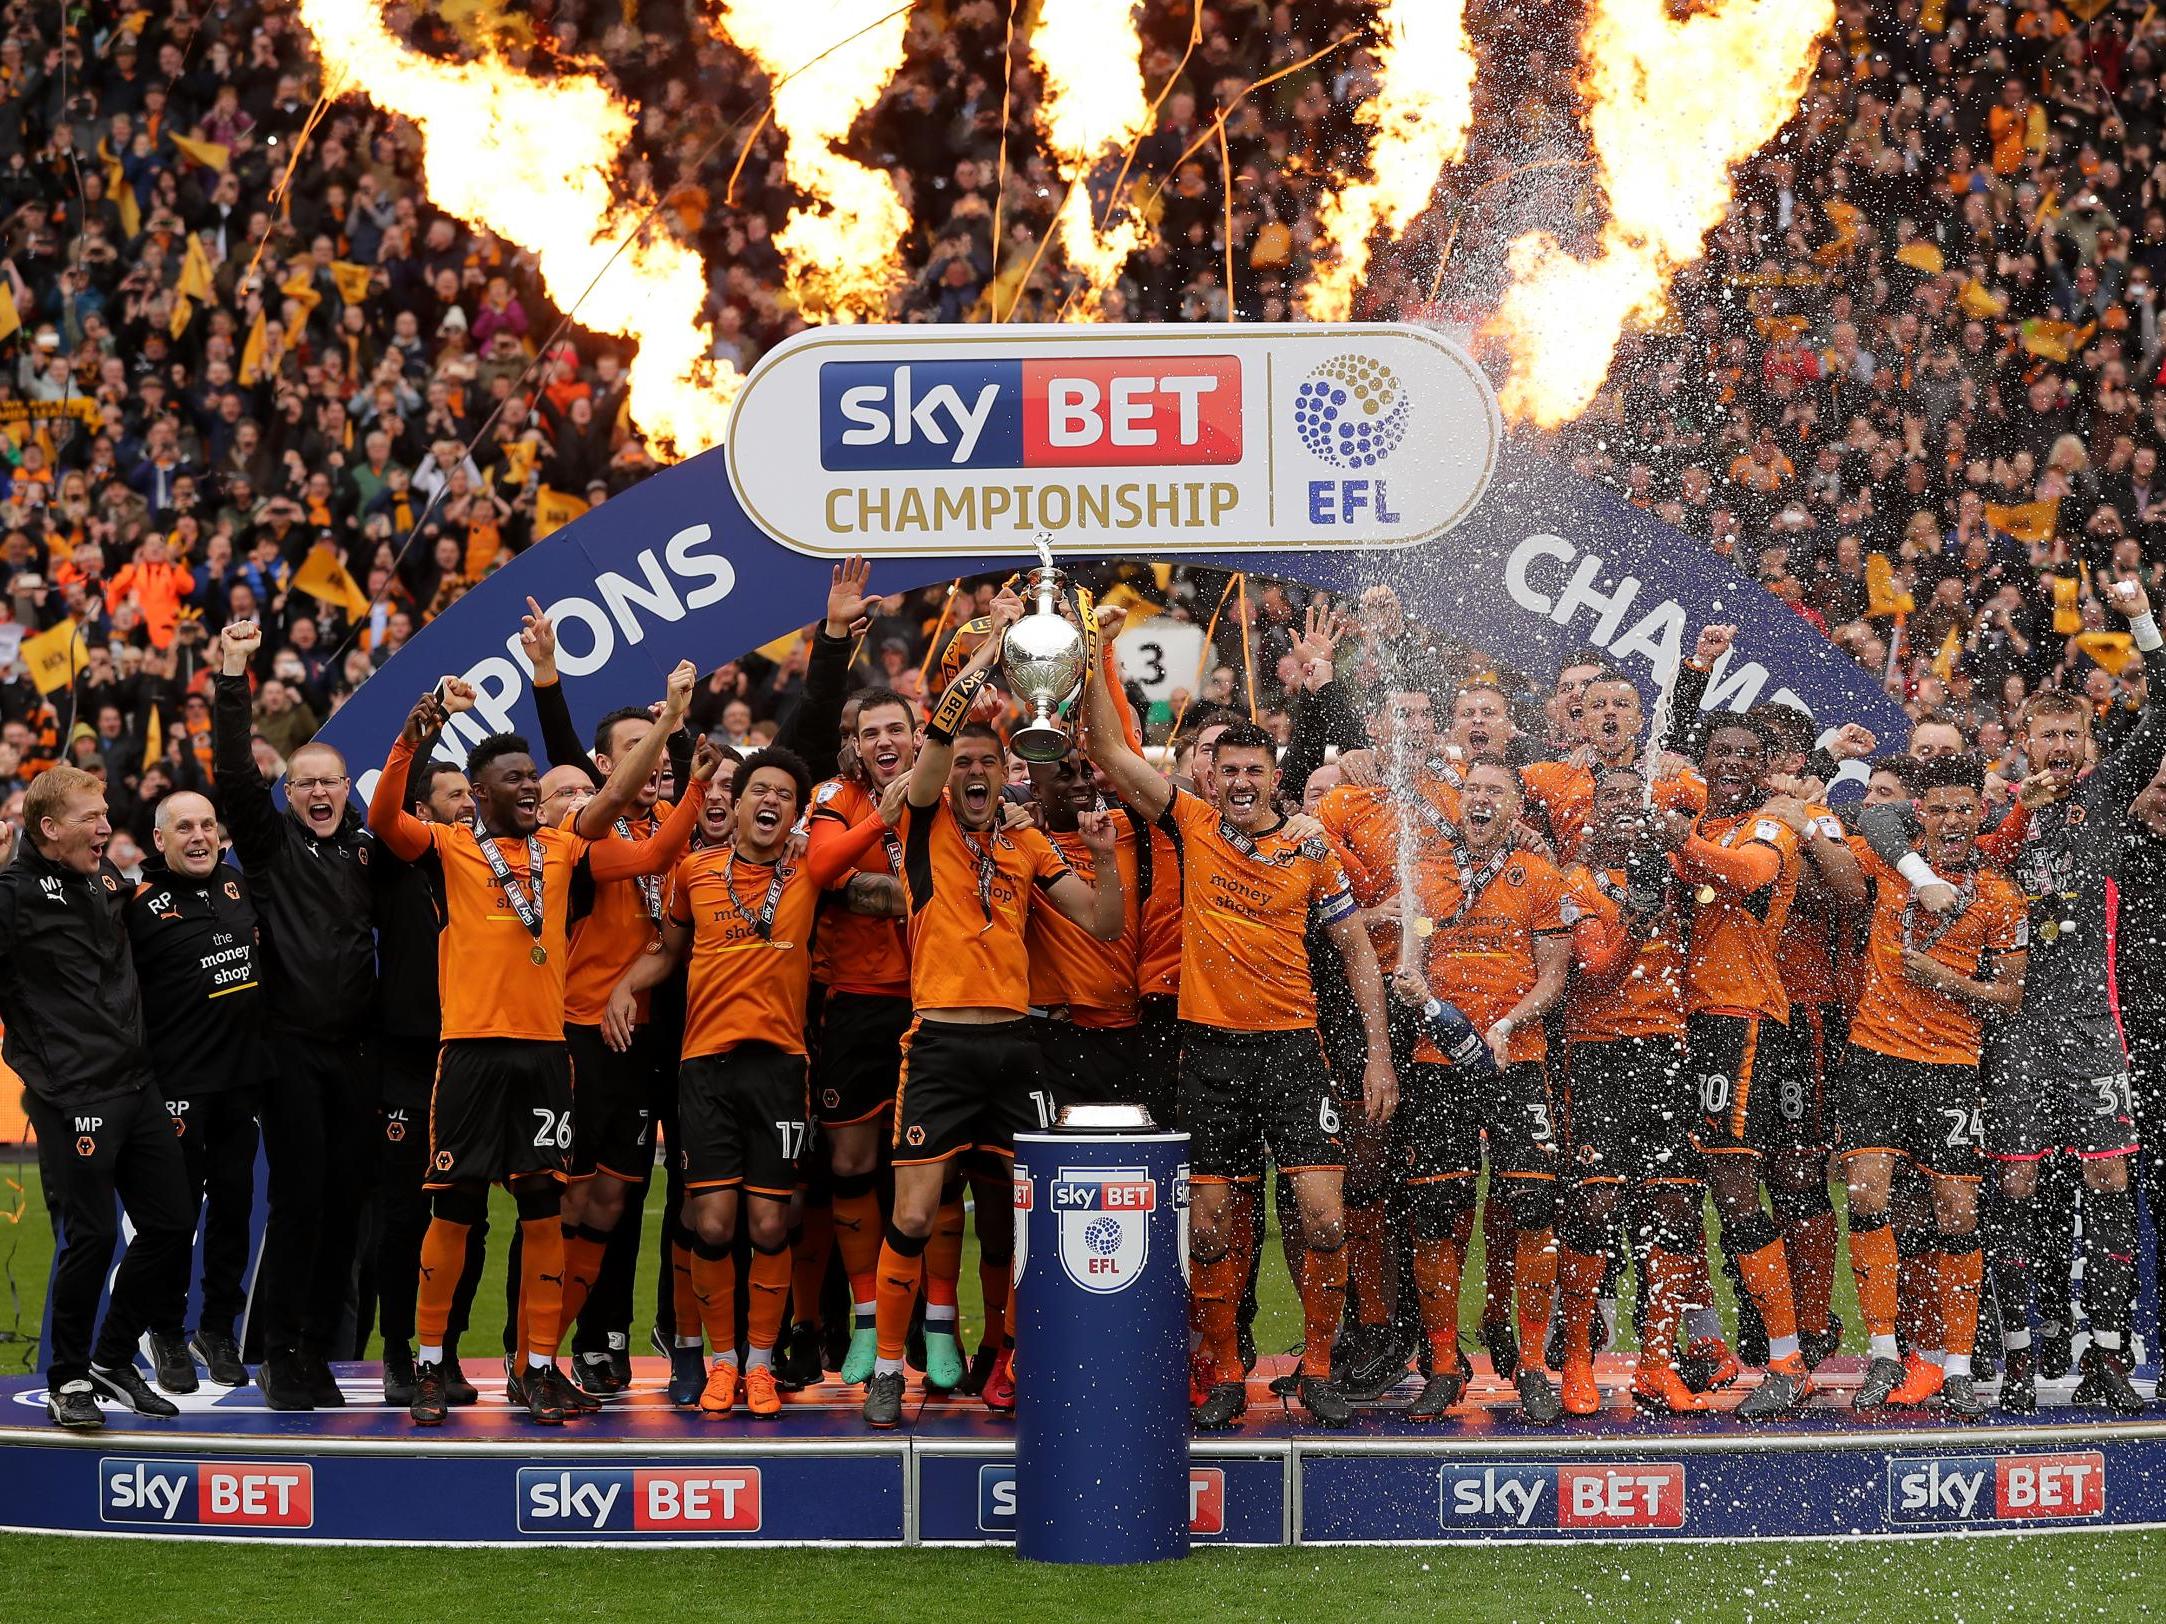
xmin=238 ymin=311 xmax=266 ymax=386
xmin=0 ymin=281 xmax=18 ymax=344
xmin=1958 ymin=279 xmax=2007 ymax=319
xmin=277 ymin=266 xmax=321 ymax=314
xmin=21 ymin=620 xmax=89 ymax=695
xmin=2052 ymin=573 xmax=2083 ymax=635
xmin=1986 ymin=498 xmax=2058 ymax=545
xmin=328 ymin=260 xmax=372 ymax=304
xmin=534 ymin=486 xmax=589 ymax=540
xmin=170 ymin=135 xmax=230 ymax=172
xmin=292 ymin=544 xmax=371 ymax=619
xmin=2066 ymin=0 xmax=2115 ymax=20
xmin=1931 ymin=624 xmax=1962 ymax=681
xmin=169 ymin=294 xmax=193 ymax=337
xmin=1865 ymin=552 xmax=1915 ymax=618
xmin=2074 ymin=630 xmax=2135 ymax=675
xmin=117 ymin=183 xmax=140 ymax=240
xmin=1100 ymin=581 xmax=1161 ymax=623
xmin=175 ymin=233 xmax=215 ymax=302
xmin=1896 ymin=240 xmax=1945 ymax=275
xmin=755 ymin=629 xmax=804 ymax=663
xmin=141 ymin=704 xmax=162 ymax=771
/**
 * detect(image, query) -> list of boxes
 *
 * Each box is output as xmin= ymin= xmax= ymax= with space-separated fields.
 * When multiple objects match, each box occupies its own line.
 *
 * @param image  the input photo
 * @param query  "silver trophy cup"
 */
xmin=1002 ymin=563 xmax=1087 ymax=764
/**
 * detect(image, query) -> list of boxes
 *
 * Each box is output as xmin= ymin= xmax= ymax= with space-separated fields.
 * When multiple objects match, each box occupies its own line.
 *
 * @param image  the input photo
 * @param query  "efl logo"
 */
xmin=1440 ymin=1464 xmax=1685 ymax=1531
xmin=100 ymin=1460 xmax=314 ymax=1528
xmin=977 ymin=1465 xmax=1226 ymax=1536
xmin=820 ymin=358 xmax=1241 ymax=471
xmin=518 ymin=1467 xmax=762 ymax=1534
xmin=1887 ymin=1453 xmax=2104 ymax=1525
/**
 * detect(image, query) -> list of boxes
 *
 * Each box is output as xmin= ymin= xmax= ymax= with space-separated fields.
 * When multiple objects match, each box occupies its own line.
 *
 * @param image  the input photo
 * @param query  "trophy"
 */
xmin=1001 ymin=534 xmax=1089 ymax=764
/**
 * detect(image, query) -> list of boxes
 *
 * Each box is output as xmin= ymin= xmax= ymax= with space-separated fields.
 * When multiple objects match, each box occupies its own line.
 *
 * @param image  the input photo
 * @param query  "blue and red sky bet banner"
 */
xmin=313 ymin=322 xmax=1910 ymax=790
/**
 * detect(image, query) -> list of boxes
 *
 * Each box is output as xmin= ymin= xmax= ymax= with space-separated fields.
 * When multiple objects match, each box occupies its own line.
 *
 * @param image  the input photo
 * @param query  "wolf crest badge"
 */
xmin=1052 ymin=1166 xmax=1155 ymax=1294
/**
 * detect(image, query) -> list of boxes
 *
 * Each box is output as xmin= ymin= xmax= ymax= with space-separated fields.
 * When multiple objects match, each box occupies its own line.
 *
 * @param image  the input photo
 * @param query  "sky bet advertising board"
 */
xmin=304 ymin=320 xmax=1910 ymax=802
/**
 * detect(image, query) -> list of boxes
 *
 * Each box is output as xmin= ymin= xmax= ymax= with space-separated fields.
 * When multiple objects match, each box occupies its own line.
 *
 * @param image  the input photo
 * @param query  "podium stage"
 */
xmin=4 ymin=1354 xmax=2160 ymax=1546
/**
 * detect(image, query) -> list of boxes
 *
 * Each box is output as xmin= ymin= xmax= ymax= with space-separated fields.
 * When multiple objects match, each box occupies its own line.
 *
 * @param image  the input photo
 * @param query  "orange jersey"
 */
xmin=369 ymin=739 xmax=698 ymax=1042
xmin=668 ymin=848 xmax=825 ymax=1060
xmin=1028 ymin=821 xmax=1141 ymax=1026
xmin=807 ymin=777 xmax=911 ymax=997
xmin=1560 ymin=864 xmax=1688 ymax=1042
xmin=562 ymin=801 xmax=675 ymax=1026
xmin=1847 ymin=841 xmax=2028 ymax=1067
xmin=1410 ymin=846 xmax=1571 ymax=1063
xmin=1158 ymin=788 xmax=1356 ymax=1032
xmin=1522 ymin=761 xmax=1705 ymax=858
xmin=1680 ymin=808 xmax=1799 ymax=1022
xmin=1316 ymin=778 xmax=1462 ymax=974
xmin=1774 ymin=803 xmax=1844 ymax=1010
xmin=899 ymin=797 xmax=1073 ymax=1016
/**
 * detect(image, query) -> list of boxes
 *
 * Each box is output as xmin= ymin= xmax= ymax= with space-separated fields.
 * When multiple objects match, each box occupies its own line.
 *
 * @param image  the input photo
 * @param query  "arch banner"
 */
xmin=314 ymin=324 xmax=1909 ymax=791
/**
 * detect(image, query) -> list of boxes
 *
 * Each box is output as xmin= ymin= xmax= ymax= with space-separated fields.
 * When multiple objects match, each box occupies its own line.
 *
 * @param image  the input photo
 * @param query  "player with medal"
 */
xmin=369 ymin=676 xmax=714 ymax=1426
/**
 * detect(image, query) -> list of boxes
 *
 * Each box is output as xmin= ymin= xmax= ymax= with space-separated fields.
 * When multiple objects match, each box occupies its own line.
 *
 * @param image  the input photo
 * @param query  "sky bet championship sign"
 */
xmin=312 ymin=322 xmax=1910 ymax=791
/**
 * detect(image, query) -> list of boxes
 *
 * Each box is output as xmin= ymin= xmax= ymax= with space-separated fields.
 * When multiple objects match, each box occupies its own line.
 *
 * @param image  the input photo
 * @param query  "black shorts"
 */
xmin=1688 ymin=1012 xmax=1813 ymax=1160
xmin=377 ymin=1034 xmax=437 ymax=1157
xmin=1398 ymin=1057 xmax=1558 ymax=1184
xmin=564 ymin=1022 xmax=656 ymax=1183
xmin=1178 ymin=1023 xmax=1341 ymax=1182
xmin=1837 ymin=1045 xmax=1984 ymax=1180
xmin=1983 ymin=1009 xmax=2138 ymax=1160
xmin=427 ymin=1038 xmax=575 ymax=1189
xmin=815 ymin=991 xmax=910 ymax=1128
xmin=894 ymin=1016 xmax=1051 ymax=1166
xmin=1755 ymin=1003 xmax=1833 ymax=1151
xmin=1033 ymin=1018 xmax=1165 ymax=1119
xmin=679 ymin=1043 xmax=810 ymax=1198
xmin=1562 ymin=1034 xmax=1696 ymax=1186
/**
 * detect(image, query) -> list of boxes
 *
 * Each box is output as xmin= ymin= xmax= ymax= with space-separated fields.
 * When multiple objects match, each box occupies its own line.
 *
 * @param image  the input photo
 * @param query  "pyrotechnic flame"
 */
xmin=1032 ymin=0 xmax=1154 ymax=319
xmin=712 ymin=0 xmax=911 ymax=323
xmin=1301 ymin=0 xmax=1476 ymax=321
xmin=295 ymin=0 xmax=735 ymax=456
xmin=1489 ymin=0 xmax=1831 ymax=428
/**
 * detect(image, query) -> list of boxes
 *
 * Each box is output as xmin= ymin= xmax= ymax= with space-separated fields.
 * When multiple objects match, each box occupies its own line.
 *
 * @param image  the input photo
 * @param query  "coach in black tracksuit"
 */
xmin=212 ymin=622 xmax=380 ymax=1410
xmin=124 ymin=789 xmax=265 ymax=1395
xmin=1 ymin=766 xmax=192 ymax=1429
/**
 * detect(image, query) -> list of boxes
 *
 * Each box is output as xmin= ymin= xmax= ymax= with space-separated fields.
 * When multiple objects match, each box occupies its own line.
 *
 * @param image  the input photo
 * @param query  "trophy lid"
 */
xmin=1054 ymin=1102 xmax=1157 ymax=1133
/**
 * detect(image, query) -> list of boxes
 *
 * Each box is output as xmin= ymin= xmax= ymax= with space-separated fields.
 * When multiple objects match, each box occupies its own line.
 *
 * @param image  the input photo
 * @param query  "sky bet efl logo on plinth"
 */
xmin=725 ymin=323 xmax=1499 ymax=559
xmin=101 ymin=1460 xmax=314 ymax=1529
xmin=1886 ymin=1452 xmax=2105 ymax=1526
xmin=1052 ymin=1166 xmax=1154 ymax=1293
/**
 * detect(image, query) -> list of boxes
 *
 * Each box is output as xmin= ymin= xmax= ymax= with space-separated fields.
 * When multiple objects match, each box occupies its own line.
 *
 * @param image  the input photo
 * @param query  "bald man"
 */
xmin=124 ymin=790 xmax=265 ymax=1393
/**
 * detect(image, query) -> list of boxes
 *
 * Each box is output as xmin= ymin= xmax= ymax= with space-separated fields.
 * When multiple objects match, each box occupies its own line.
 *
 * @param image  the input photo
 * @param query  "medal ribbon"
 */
xmin=1901 ymin=867 xmax=1977 ymax=955
xmin=616 ymin=816 xmax=664 ymax=923
xmin=478 ymin=834 xmax=547 ymax=951
xmin=723 ymin=851 xmax=790 ymax=941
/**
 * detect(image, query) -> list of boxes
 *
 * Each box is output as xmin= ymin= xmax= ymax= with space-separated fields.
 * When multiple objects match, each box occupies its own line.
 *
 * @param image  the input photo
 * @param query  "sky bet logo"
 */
xmin=820 ymin=357 xmax=1241 ymax=471
xmin=100 ymin=1460 xmax=313 ymax=1529
xmin=1887 ymin=1452 xmax=2104 ymax=1525
xmin=1440 ymin=1464 xmax=1686 ymax=1531
xmin=517 ymin=1467 xmax=762 ymax=1534
xmin=977 ymin=1465 xmax=1225 ymax=1536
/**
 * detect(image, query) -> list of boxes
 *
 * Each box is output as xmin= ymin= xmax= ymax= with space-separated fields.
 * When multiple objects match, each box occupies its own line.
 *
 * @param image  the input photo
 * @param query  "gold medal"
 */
xmin=1694 ymin=884 xmax=1716 ymax=906
xmin=2039 ymin=920 xmax=2060 ymax=943
xmin=1412 ymin=916 xmax=1435 ymax=939
xmin=530 ymin=944 xmax=548 ymax=965
xmin=769 ymin=940 xmax=795 ymax=952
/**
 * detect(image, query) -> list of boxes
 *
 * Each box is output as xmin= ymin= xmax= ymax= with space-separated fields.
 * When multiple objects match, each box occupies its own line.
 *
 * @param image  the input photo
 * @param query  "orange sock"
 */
xmin=1641 ymin=1247 xmax=1698 ymax=1368
xmin=1298 ymin=1243 xmax=1349 ymax=1377
xmin=671 ymin=1237 xmax=701 ymax=1344
xmin=1512 ymin=1224 xmax=1558 ymax=1369
xmin=690 ymin=1246 xmax=739 ymax=1353
xmin=924 ymin=1196 xmax=965 ymax=1315
xmin=748 ymin=1244 xmax=793 ymax=1355
xmin=1735 ymin=1237 xmax=1800 ymax=1347
xmin=557 ymin=1225 xmax=607 ymax=1349
xmin=1941 ymin=1244 xmax=1982 ymax=1358
xmin=1191 ymin=1245 xmax=1247 ymax=1384
xmin=792 ymin=1204 xmax=833 ymax=1330
xmin=832 ymin=1187 xmax=884 ymax=1308
xmin=1481 ymin=1198 xmax=1515 ymax=1329
xmin=1558 ymin=1248 xmax=1607 ymax=1365
xmin=873 ymin=1235 xmax=926 ymax=1362
xmin=1345 ymin=1200 xmax=1393 ymax=1329
xmin=415 ymin=1218 xmax=470 ymax=1349
xmin=520 ymin=1217 xmax=566 ymax=1363
xmin=1848 ymin=1221 xmax=1900 ymax=1339
xmin=979 ymin=1261 xmax=1011 ymax=1345
xmin=1784 ymin=1208 xmax=1837 ymax=1338
xmin=1410 ymin=1230 xmax=1467 ymax=1374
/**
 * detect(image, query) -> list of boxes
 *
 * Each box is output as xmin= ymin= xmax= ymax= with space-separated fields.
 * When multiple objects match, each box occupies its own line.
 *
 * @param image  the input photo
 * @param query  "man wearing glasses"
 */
xmin=213 ymin=622 xmax=384 ymax=1410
